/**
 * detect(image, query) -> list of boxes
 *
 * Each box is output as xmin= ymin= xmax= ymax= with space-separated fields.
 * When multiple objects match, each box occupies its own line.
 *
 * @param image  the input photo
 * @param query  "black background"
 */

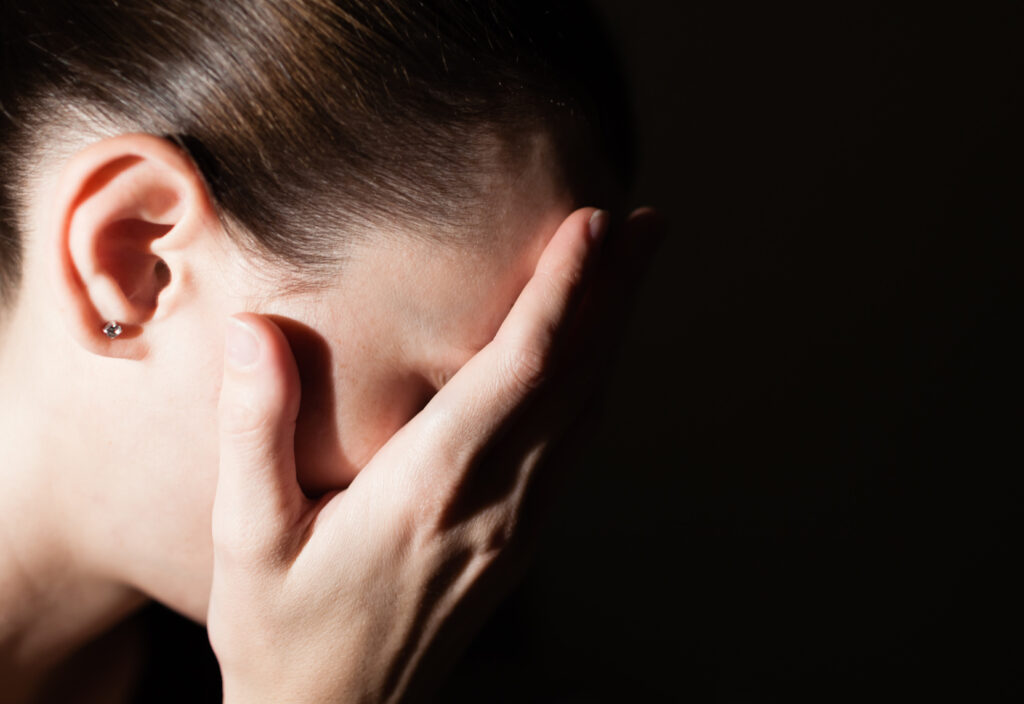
xmin=134 ymin=2 xmax=1023 ymax=701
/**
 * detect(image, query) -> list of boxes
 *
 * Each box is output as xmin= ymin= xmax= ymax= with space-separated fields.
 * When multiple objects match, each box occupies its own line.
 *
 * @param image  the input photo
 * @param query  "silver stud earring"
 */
xmin=103 ymin=321 xmax=124 ymax=339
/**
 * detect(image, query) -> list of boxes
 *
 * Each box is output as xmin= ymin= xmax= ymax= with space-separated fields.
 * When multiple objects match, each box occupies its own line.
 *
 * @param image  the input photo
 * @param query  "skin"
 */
xmin=212 ymin=206 xmax=613 ymax=702
xmin=0 ymin=132 xmax=662 ymax=701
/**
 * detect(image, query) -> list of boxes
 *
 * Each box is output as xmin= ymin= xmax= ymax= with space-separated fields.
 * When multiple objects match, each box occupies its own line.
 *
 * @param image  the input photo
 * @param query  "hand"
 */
xmin=207 ymin=206 xmax=666 ymax=703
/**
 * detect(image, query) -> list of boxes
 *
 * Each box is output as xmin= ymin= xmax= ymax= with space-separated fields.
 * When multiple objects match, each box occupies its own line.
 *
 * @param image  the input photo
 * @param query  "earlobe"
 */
xmin=48 ymin=133 xmax=217 ymax=360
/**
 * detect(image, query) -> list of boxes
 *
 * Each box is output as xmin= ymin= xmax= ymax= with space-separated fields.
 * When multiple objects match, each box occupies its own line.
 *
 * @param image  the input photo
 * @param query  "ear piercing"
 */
xmin=103 ymin=321 xmax=124 ymax=339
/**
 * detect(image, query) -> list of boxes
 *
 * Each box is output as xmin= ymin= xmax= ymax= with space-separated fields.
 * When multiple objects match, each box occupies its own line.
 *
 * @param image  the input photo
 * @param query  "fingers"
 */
xmin=434 ymin=206 xmax=667 ymax=526
xmin=214 ymin=313 xmax=305 ymax=559
xmin=526 ymin=207 xmax=666 ymax=462
xmin=473 ymin=206 xmax=667 ymax=533
xmin=409 ymin=207 xmax=607 ymax=467
xmin=356 ymin=204 xmax=664 ymax=530
xmin=610 ymin=207 xmax=668 ymax=295
xmin=493 ymin=207 xmax=609 ymax=373
xmin=572 ymin=206 xmax=668 ymax=366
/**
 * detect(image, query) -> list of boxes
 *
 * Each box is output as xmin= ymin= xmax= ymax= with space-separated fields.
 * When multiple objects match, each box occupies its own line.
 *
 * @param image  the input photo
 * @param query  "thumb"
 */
xmin=213 ymin=313 xmax=304 ymax=562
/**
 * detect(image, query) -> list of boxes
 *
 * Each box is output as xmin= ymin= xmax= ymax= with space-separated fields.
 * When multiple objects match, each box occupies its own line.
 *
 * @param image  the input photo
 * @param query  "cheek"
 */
xmin=420 ymin=245 xmax=546 ymax=372
xmin=294 ymin=364 xmax=435 ymax=495
xmin=271 ymin=315 xmax=428 ymax=494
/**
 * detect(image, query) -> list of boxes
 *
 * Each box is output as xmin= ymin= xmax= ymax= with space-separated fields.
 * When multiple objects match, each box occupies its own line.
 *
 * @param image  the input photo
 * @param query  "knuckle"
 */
xmin=501 ymin=343 xmax=549 ymax=393
xmin=552 ymin=261 xmax=585 ymax=291
xmin=218 ymin=392 xmax=273 ymax=437
xmin=537 ymin=261 xmax=584 ymax=308
xmin=414 ymin=403 xmax=460 ymax=454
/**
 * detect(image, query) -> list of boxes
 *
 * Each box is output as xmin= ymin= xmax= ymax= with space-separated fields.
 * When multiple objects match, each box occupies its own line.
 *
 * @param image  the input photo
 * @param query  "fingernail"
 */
xmin=226 ymin=317 xmax=260 ymax=368
xmin=589 ymin=209 xmax=609 ymax=242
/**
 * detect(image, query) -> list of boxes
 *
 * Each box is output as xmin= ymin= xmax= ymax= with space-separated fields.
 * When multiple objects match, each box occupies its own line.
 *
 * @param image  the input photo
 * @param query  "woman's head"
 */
xmin=1 ymin=0 xmax=630 ymax=307
xmin=0 ymin=0 xmax=630 ymax=619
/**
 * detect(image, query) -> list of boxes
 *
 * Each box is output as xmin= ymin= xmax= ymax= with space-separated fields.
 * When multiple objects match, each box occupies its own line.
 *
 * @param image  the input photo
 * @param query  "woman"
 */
xmin=0 ymin=0 xmax=663 ymax=700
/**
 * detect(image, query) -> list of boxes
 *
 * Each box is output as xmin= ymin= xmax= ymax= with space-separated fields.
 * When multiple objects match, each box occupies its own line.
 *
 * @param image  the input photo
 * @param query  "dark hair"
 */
xmin=0 ymin=0 xmax=631 ymax=306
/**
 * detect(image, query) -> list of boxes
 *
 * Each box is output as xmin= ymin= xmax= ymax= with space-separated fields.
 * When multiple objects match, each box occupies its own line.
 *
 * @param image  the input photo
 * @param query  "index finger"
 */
xmin=406 ymin=206 xmax=608 ymax=467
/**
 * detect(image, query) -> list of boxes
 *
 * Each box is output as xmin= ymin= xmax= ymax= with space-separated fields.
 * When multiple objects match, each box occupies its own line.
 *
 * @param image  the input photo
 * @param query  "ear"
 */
xmin=49 ymin=133 xmax=219 ymax=360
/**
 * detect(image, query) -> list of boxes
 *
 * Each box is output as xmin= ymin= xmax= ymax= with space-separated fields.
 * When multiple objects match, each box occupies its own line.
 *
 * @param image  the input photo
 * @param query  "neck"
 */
xmin=0 ymin=310 xmax=145 ymax=701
